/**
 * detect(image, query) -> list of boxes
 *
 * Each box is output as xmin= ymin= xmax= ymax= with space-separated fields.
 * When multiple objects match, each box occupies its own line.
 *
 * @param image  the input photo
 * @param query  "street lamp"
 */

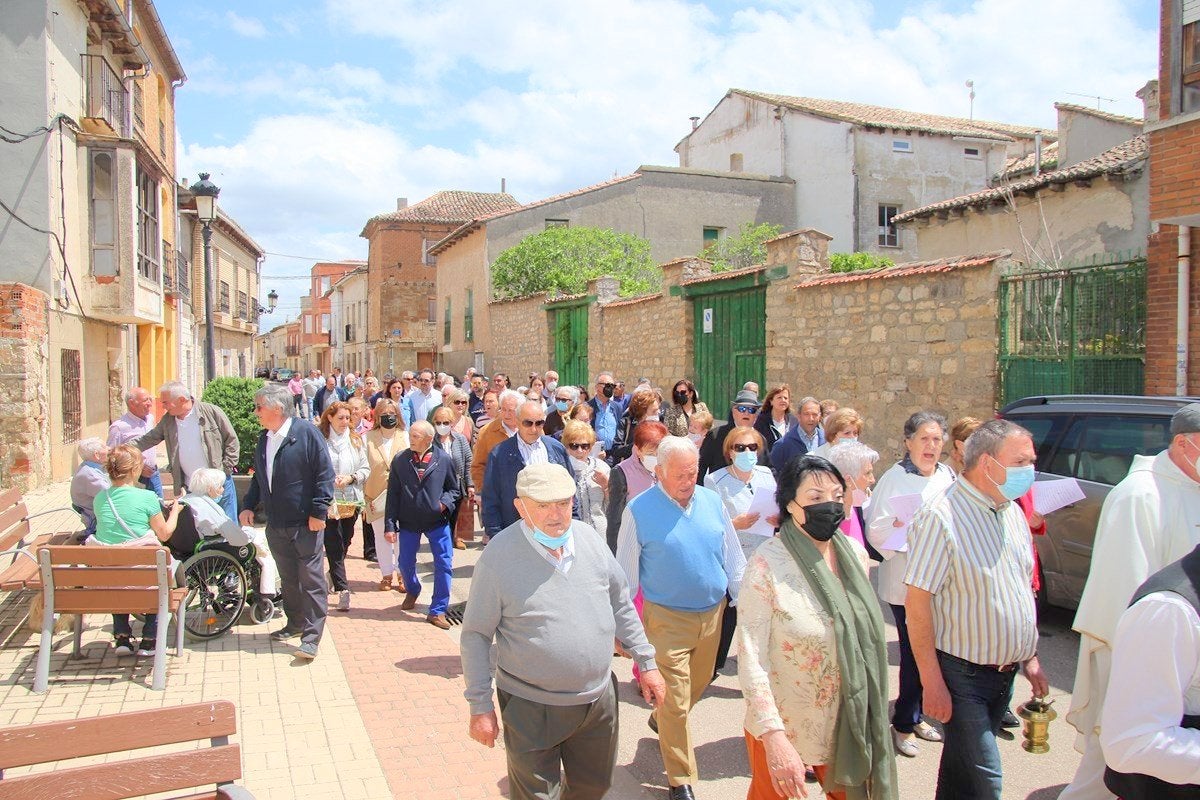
xmin=256 ymin=289 xmax=278 ymax=316
xmin=190 ymin=172 xmax=220 ymax=383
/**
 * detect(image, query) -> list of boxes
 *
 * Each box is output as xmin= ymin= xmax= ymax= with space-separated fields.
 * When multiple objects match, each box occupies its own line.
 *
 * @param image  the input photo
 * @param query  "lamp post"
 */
xmin=190 ymin=173 xmax=220 ymax=383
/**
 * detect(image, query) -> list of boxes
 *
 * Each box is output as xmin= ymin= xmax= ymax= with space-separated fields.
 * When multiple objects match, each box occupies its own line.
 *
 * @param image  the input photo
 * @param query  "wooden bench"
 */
xmin=0 ymin=487 xmax=77 ymax=593
xmin=34 ymin=545 xmax=187 ymax=692
xmin=0 ymin=700 xmax=253 ymax=799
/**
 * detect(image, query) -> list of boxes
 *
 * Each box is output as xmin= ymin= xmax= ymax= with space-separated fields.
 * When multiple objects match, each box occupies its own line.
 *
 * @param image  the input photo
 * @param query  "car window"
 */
xmin=1014 ymin=415 xmax=1067 ymax=471
xmin=1050 ymin=415 xmax=1172 ymax=485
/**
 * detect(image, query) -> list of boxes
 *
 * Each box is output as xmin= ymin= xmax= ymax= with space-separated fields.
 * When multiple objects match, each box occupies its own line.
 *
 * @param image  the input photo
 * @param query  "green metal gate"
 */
xmin=689 ymin=284 xmax=766 ymax=409
xmin=550 ymin=302 xmax=589 ymax=388
xmin=998 ymin=253 xmax=1146 ymax=405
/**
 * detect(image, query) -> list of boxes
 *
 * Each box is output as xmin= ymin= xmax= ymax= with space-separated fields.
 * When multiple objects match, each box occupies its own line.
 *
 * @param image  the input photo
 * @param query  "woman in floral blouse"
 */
xmin=737 ymin=455 xmax=896 ymax=800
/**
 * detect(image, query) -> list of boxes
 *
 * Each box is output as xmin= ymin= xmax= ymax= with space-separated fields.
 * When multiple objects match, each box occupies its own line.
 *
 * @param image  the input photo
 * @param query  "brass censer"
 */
xmin=1016 ymin=696 xmax=1057 ymax=753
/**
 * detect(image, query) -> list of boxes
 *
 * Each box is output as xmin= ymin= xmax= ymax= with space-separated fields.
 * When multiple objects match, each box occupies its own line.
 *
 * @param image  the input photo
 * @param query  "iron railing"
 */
xmin=82 ymin=55 xmax=129 ymax=137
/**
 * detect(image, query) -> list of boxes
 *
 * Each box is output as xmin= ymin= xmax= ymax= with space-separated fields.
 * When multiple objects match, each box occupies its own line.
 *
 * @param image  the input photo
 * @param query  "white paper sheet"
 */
xmin=880 ymin=525 xmax=910 ymax=553
xmin=1032 ymin=478 xmax=1086 ymax=516
xmin=744 ymin=486 xmax=781 ymax=538
xmin=876 ymin=492 xmax=925 ymax=553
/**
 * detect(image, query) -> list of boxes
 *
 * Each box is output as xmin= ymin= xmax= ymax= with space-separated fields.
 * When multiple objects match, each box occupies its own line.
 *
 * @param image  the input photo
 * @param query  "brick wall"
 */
xmin=1145 ymin=225 xmax=1200 ymax=395
xmin=0 ymin=283 xmax=51 ymax=490
xmin=365 ymin=223 xmax=452 ymax=366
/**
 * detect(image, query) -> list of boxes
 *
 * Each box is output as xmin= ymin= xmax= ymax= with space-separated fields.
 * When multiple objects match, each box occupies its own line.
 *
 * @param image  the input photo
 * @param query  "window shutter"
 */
xmin=1185 ymin=0 xmax=1200 ymax=26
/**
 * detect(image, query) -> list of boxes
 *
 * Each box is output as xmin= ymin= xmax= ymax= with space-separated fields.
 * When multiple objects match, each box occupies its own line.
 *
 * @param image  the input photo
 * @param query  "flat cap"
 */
xmin=515 ymin=463 xmax=577 ymax=503
xmin=1171 ymin=402 xmax=1200 ymax=435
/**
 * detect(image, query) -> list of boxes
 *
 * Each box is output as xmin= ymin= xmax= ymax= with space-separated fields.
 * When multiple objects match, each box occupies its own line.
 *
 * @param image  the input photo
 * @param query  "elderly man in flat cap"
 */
xmin=461 ymin=462 xmax=665 ymax=800
xmin=1060 ymin=402 xmax=1200 ymax=800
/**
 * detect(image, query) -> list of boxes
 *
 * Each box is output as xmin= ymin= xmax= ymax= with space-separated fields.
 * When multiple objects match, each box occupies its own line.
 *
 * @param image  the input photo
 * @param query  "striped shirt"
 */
xmin=904 ymin=476 xmax=1037 ymax=666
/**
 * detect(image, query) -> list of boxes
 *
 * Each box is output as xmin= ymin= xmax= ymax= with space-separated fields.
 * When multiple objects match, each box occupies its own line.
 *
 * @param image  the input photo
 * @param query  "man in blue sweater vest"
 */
xmin=461 ymin=463 xmax=665 ymax=800
xmin=616 ymin=436 xmax=747 ymax=800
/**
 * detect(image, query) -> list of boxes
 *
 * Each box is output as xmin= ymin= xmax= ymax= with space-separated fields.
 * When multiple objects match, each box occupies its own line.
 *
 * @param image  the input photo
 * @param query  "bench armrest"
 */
xmin=23 ymin=506 xmax=74 ymax=521
xmin=218 ymin=786 xmax=256 ymax=800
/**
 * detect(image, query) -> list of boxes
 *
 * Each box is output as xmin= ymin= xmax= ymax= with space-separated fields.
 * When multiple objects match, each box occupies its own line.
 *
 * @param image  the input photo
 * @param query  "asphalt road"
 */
xmin=440 ymin=533 xmax=1082 ymax=799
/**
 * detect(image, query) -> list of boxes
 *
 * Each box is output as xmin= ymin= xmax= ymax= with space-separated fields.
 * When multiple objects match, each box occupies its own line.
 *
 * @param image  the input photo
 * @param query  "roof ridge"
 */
xmin=1053 ymin=102 xmax=1144 ymax=126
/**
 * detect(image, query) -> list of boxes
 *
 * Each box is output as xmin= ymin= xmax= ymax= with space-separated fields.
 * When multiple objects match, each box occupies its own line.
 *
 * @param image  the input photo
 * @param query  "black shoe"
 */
xmin=113 ymin=635 xmax=135 ymax=656
xmin=1001 ymin=709 xmax=1020 ymax=728
xmin=270 ymin=627 xmax=300 ymax=641
xmin=668 ymin=786 xmax=695 ymax=800
xmin=647 ymin=714 xmax=658 ymax=734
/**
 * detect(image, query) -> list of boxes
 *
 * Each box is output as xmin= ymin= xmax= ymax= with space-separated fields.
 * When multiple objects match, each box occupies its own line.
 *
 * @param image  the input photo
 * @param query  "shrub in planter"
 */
xmin=200 ymin=377 xmax=265 ymax=474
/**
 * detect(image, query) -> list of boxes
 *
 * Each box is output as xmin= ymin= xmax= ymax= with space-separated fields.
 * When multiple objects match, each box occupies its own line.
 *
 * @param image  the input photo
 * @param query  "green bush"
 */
xmin=491 ymin=226 xmax=660 ymax=298
xmin=200 ymin=377 xmax=265 ymax=474
xmin=829 ymin=252 xmax=895 ymax=273
xmin=700 ymin=222 xmax=783 ymax=272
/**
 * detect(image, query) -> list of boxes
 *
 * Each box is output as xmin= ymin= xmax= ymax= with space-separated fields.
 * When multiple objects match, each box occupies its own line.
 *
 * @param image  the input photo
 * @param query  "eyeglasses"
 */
xmin=453 ymin=400 xmax=468 ymax=405
xmin=521 ymin=419 xmax=546 ymax=428
xmin=566 ymin=442 xmax=591 ymax=451
xmin=732 ymin=442 xmax=760 ymax=453
xmin=734 ymin=405 xmax=760 ymax=414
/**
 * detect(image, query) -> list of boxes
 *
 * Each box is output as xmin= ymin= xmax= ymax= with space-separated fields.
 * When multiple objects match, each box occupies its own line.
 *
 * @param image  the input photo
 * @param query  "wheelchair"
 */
xmin=169 ymin=504 xmax=278 ymax=641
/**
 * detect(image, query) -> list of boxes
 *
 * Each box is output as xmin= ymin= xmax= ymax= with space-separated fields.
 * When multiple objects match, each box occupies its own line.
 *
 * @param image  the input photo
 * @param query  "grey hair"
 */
xmin=826 ymin=440 xmax=879 ymax=479
xmin=188 ymin=467 xmax=227 ymax=497
xmin=254 ymin=382 xmax=292 ymax=412
xmin=409 ymin=420 xmax=434 ymax=439
xmin=963 ymin=419 xmax=1032 ymax=470
xmin=656 ymin=435 xmax=699 ymax=468
xmin=797 ymin=395 xmax=820 ymax=410
xmin=594 ymin=371 xmax=613 ymax=383
xmin=556 ymin=385 xmax=580 ymax=403
xmin=77 ymin=437 xmax=107 ymax=461
xmin=124 ymin=386 xmax=149 ymax=403
xmin=158 ymin=380 xmax=191 ymax=401
xmin=498 ymin=388 xmax=524 ymax=409
xmin=903 ymin=410 xmax=948 ymax=441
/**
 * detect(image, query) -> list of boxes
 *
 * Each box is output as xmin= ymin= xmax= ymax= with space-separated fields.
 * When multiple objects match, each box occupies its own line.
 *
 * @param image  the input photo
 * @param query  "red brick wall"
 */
xmin=1159 ymin=0 xmax=1173 ymax=119
xmin=1149 ymin=123 xmax=1200 ymax=221
xmin=1146 ymin=227 xmax=1200 ymax=395
xmin=365 ymin=222 xmax=452 ymax=346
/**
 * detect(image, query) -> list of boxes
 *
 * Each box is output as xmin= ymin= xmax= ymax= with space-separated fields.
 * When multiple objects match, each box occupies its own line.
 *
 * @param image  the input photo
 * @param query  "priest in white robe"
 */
xmin=1059 ymin=404 xmax=1200 ymax=800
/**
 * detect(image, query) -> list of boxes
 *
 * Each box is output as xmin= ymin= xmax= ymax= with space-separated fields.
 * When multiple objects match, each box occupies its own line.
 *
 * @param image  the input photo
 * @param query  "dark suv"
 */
xmin=999 ymin=394 xmax=1197 ymax=610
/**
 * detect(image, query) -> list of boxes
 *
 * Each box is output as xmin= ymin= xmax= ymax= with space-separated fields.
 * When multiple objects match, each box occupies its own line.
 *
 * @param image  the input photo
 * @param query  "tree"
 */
xmin=829 ymin=252 xmax=895 ymax=273
xmin=700 ymin=222 xmax=783 ymax=272
xmin=200 ymin=377 xmax=265 ymax=474
xmin=490 ymin=226 xmax=659 ymax=299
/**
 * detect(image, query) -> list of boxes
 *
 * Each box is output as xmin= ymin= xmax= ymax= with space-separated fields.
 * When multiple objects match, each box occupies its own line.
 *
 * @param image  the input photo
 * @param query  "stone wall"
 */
xmin=0 ymin=284 xmax=50 ymax=491
xmin=486 ymin=293 xmax=552 ymax=379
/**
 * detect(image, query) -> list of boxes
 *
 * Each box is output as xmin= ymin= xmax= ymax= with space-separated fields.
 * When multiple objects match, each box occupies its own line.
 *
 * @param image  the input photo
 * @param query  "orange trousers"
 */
xmin=744 ymin=731 xmax=846 ymax=800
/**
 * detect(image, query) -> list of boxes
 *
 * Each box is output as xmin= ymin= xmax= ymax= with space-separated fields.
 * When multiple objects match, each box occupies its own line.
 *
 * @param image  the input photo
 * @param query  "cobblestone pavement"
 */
xmin=0 ymin=480 xmax=1081 ymax=799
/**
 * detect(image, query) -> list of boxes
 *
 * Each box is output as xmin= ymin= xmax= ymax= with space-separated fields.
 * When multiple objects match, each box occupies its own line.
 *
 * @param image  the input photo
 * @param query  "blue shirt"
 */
xmin=593 ymin=399 xmax=620 ymax=450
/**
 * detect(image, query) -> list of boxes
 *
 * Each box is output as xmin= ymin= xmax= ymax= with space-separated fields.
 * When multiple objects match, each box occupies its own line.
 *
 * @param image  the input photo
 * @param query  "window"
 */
xmin=320 ymin=313 xmax=330 ymax=334
xmin=963 ymin=146 xmax=982 ymax=159
xmin=159 ymin=120 xmax=166 ymax=157
xmin=729 ymin=153 xmax=744 ymax=172
xmin=702 ymin=227 xmax=722 ymax=248
xmin=61 ymin=349 xmax=81 ymax=443
xmin=878 ymin=205 xmax=901 ymax=248
xmin=319 ymin=276 xmax=331 ymax=295
xmin=132 ymin=81 xmax=144 ymax=129
xmin=427 ymin=297 xmax=436 ymax=323
xmin=1048 ymin=415 xmax=1172 ymax=486
xmin=544 ymin=219 xmax=569 ymax=229
xmin=237 ymin=291 xmax=248 ymax=320
xmin=892 ymin=139 xmax=912 ymax=153
xmin=464 ymin=288 xmax=474 ymax=343
xmin=136 ymin=168 xmax=160 ymax=280
xmin=422 ymin=238 xmax=437 ymax=266
xmin=1184 ymin=18 xmax=1200 ymax=80
xmin=345 ymin=323 xmax=354 ymax=342
xmin=89 ymin=150 xmax=116 ymax=277
xmin=444 ymin=297 xmax=452 ymax=345
xmin=218 ymin=281 xmax=230 ymax=312
xmin=304 ymin=315 xmax=313 ymax=334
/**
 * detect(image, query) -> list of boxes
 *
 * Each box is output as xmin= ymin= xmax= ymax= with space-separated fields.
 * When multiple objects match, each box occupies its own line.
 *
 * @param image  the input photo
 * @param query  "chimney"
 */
xmin=689 ymin=116 xmax=700 ymax=130
xmin=1033 ymin=131 xmax=1043 ymax=177
xmin=501 ymin=178 xmax=507 ymax=193
xmin=1136 ymin=80 xmax=1159 ymax=122
xmin=396 ymin=197 xmax=408 ymax=210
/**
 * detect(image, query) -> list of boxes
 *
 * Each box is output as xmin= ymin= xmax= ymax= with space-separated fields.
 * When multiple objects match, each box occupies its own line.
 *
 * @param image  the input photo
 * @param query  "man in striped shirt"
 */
xmin=904 ymin=419 xmax=1051 ymax=800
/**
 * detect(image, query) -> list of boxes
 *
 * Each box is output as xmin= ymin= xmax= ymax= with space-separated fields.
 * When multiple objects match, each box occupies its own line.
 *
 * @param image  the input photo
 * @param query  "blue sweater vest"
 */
xmin=629 ymin=485 xmax=728 ymax=611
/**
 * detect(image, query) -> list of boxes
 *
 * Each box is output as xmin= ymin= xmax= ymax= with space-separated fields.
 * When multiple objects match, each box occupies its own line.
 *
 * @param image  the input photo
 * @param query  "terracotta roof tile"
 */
xmin=797 ymin=252 xmax=1007 ymax=288
xmin=1053 ymin=102 xmax=1144 ymax=127
xmin=894 ymin=135 xmax=1147 ymax=223
xmin=996 ymin=140 xmax=1060 ymax=181
xmin=601 ymin=293 xmax=664 ymax=308
xmin=368 ymin=191 xmax=520 ymax=226
xmin=732 ymin=90 xmax=1048 ymax=141
xmin=681 ymin=264 xmax=764 ymax=286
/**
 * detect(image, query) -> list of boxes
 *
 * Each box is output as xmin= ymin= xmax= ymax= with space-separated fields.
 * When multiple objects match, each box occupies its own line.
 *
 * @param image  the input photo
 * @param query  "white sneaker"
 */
xmin=893 ymin=728 xmax=919 ymax=757
xmin=337 ymin=590 xmax=351 ymax=612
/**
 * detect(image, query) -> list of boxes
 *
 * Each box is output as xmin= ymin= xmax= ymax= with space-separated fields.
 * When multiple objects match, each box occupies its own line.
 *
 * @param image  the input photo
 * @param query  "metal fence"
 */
xmin=998 ymin=252 xmax=1146 ymax=405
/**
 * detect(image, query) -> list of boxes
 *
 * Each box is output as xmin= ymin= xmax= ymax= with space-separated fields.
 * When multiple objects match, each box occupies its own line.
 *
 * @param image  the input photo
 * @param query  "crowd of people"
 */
xmin=66 ymin=364 xmax=1200 ymax=800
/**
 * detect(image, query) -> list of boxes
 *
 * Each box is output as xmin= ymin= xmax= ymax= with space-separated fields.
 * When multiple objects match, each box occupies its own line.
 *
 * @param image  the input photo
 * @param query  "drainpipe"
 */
xmin=1178 ymin=226 xmax=1192 ymax=396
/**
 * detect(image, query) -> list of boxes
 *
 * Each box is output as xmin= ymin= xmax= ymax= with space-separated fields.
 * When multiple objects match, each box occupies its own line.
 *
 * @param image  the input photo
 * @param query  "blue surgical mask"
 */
xmin=521 ymin=501 xmax=572 ymax=548
xmin=990 ymin=458 xmax=1036 ymax=501
xmin=733 ymin=450 xmax=758 ymax=472
xmin=555 ymin=400 xmax=569 ymax=413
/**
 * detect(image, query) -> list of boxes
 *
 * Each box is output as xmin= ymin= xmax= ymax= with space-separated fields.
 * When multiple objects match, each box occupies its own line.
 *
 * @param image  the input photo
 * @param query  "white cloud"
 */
xmin=225 ymin=11 xmax=268 ymax=39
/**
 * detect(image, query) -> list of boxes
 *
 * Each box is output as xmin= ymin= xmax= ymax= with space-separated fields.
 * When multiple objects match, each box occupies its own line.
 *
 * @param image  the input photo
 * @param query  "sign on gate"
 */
xmin=702 ymin=308 xmax=713 ymax=334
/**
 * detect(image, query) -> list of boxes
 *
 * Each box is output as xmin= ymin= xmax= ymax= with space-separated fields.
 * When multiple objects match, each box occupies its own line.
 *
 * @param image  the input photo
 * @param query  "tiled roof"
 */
xmin=681 ymin=263 xmax=765 ymax=286
xmin=367 ymin=191 xmax=519 ymax=226
xmin=1053 ymin=102 xmax=1144 ymax=127
xmin=893 ymin=135 xmax=1148 ymax=223
xmin=996 ymin=141 xmax=1060 ymax=181
xmin=601 ymin=293 xmax=664 ymax=308
xmin=797 ymin=252 xmax=1008 ymax=288
xmin=429 ymin=173 xmax=642 ymax=255
xmin=730 ymin=90 xmax=1050 ymax=142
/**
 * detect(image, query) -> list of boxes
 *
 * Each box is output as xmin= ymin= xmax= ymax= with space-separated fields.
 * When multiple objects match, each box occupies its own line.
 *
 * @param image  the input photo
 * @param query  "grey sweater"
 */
xmin=461 ymin=519 xmax=656 ymax=715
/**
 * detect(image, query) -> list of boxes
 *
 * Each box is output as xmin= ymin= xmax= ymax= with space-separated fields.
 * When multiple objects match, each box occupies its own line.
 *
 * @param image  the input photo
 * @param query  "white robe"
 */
xmin=1067 ymin=451 xmax=1200 ymax=744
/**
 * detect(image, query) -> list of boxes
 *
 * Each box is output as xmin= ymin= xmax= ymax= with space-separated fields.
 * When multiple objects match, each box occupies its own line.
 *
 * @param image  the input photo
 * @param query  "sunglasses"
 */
xmin=453 ymin=400 xmax=468 ymax=405
xmin=732 ymin=443 xmax=760 ymax=453
xmin=734 ymin=405 xmax=760 ymax=414
xmin=566 ymin=442 xmax=591 ymax=451
xmin=521 ymin=419 xmax=546 ymax=428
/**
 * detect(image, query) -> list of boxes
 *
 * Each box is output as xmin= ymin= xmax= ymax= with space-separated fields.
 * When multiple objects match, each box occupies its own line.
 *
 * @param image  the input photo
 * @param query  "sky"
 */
xmin=155 ymin=0 xmax=1159 ymax=326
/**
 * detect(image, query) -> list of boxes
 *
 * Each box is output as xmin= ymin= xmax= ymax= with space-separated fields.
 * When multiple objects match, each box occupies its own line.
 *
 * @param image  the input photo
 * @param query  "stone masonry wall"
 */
xmin=0 ymin=283 xmax=51 ymax=491
xmin=487 ymin=293 xmax=552 ymax=379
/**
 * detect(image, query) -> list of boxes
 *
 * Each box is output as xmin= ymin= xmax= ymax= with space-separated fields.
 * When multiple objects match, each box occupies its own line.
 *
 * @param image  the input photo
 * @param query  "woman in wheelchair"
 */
xmin=87 ymin=444 xmax=183 ymax=656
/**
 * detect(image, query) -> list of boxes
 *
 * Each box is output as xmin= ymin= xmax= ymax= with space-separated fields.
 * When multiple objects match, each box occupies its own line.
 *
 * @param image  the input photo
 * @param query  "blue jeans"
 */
xmin=890 ymin=603 xmax=924 ymax=732
xmin=934 ymin=651 xmax=1016 ymax=800
xmin=140 ymin=469 xmax=164 ymax=499
xmin=396 ymin=524 xmax=453 ymax=616
xmin=217 ymin=475 xmax=238 ymax=521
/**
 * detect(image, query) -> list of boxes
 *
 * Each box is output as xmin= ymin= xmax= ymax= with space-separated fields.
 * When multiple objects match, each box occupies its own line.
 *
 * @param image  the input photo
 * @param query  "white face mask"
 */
xmin=545 ymin=381 xmax=557 ymax=391
xmin=434 ymin=423 xmax=451 ymax=437
xmin=641 ymin=454 xmax=658 ymax=473
xmin=687 ymin=432 xmax=704 ymax=445
xmin=643 ymin=414 xmax=660 ymax=423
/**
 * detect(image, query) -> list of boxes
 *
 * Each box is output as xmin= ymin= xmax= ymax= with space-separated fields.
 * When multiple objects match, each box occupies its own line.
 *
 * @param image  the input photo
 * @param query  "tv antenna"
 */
xmin=965 ymin=80 xmax=975 ymax=120
xmin=1064 ymin=91 xmax=1117 ymax=110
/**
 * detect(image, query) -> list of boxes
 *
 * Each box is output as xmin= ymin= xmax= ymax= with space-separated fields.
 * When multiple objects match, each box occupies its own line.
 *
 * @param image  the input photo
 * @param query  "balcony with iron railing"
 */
xmin=285 ymin=345 xmax=300 ymax=357
xmin=81 ymin=54 xmax=129 ymax=138
xmin=162 ymin=249 xmax=192 ymax=304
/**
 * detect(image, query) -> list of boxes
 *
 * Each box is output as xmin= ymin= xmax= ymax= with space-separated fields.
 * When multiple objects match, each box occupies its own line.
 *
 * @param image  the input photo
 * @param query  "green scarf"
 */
xmin=778 ymin=517 xmax=897 ymax=800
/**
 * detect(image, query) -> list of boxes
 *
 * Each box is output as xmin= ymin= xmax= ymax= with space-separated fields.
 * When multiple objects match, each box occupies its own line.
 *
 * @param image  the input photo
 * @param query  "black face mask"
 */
xmin=379 ymin=414 xmax=399 ymax=429
xmin=673 ymin=390 xmax=689 ymax=404
xmin=794 ymin=501 xmax=846 ymax=542
xmin=602 ymin=385 xmax=615 ymax=399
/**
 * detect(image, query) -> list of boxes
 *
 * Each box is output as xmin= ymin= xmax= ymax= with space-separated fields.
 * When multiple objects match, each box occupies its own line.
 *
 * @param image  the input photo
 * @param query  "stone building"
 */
xmin=0 ymin=0 xmax=186 ymax=486
xmin=1145 ymin=0 xmax=1200 ymax=395
xmin=360 ymin=191 xmax=519 ymax=376
xmin=430 ymin=165 xmax=795 ymax=377
xmin=675 ymin=89 xmax=1050 ymax=261
xmin=298 ymin=261 xmax=362 ymax=375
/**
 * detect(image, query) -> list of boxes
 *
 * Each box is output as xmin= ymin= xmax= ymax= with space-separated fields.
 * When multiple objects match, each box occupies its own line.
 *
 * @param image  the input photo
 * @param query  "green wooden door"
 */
xmin=552 ymin=304 xmax=589 ymax=387
xmin=692 ymin=286 xmax=766 ymax=409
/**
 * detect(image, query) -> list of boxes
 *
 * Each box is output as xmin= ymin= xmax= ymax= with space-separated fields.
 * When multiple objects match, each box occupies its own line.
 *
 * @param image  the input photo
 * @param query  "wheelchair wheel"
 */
xmin=249 ymin=596 xmax=275 ymax=625
xmin=182 ymin=549 xmax=247 ymax=640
